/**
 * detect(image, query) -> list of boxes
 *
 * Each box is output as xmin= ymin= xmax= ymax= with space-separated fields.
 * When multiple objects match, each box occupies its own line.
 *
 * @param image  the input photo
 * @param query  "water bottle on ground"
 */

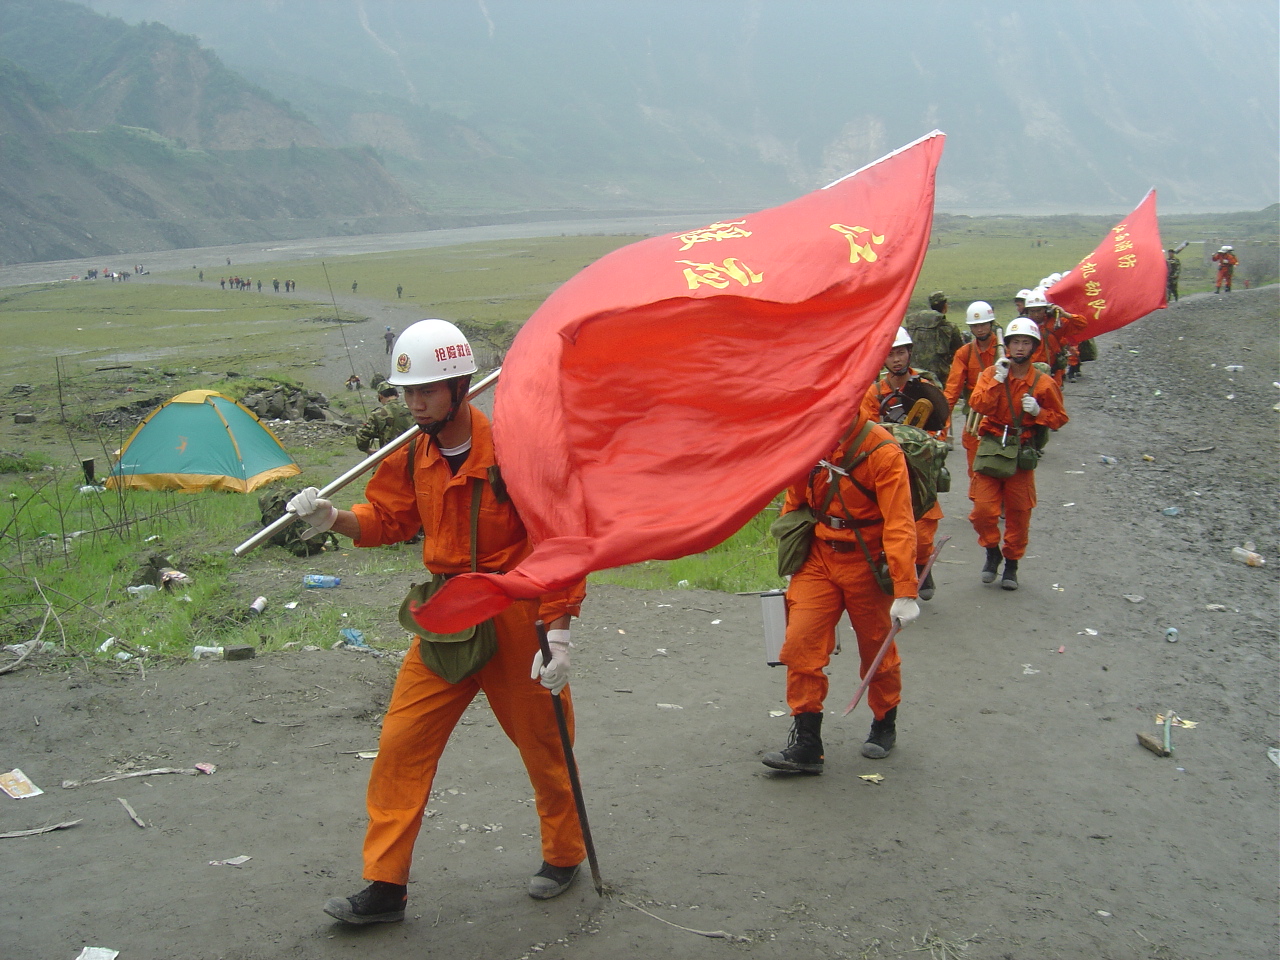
xmin=304 ymin=574 xmax=342 ymax=588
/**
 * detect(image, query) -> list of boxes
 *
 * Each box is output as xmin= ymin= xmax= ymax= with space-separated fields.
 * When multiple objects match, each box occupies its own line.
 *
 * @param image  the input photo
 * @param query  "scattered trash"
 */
xmin=1153 ymin=390 xmax=1162 ymax=397
xmin=117 ymin=797 xmax=146 ymax=828
xmin=710 ymin=619 xmax=722 ymax=625
xmin=1160 ymin=506 xmax=1182 ymax=516
xmin=1156 ymin=713 xmax=1197 ymax=729
xmin=1099 ymin=455 xmax=1118 ymax=465
xmin=209 ymin=855 xmax=252 ymax=866
xmin=0 ymin=768 xmax=43 ymax=798
xmin=768 ymin=709 xmax=787 ymax=717
xmin=617 ymin=628 xmax=626 ymax=635
xmin=0 ymin=818 xmax=81 ymax=839
xmin=1164 ymin=628 xmax=1179 ymax=643
xmin=1057 ymin=645 xmax=1065 ymax=653
xmin=654 ymin=648 xmax=668 ymax=656
xmin=356 ymin=751 xmax=379 ymax=760
xmin=339 ymin=628 xmax=368 ymax=647
xmin=192 ymin=645 xmax=224 ymax=660
xmin=1224 ymin=364 xmax=1243 ymax=372
xmin=126 ymin=584 xmax=158 ymax=597
xmin=1231 ymin=546 xmax=1265 ymax=567
xmin=75 ymin=949 xmax=119 ymax=960
xmin=1123 ymin=594 xmax=1144 ymax=603
xmin=1064 ymin=469 xmax=1085 ymax=474
xmin=302 ymin=644 xmax=321 ymax=651
xmin=676 ymin=579 xmax=690 ymax=588
xmin=97 ymin=637 xmax=116 ymax=654
xmin=248 ymin=596 xmax=267 ymax=615
xmin=1062 ymin=502 xmax=1075 ymax=507
xmin=1205 ymin=603 xmax=1228 ymax=612
xmin=284 ymin=601 xmax=299 ymax=610
xmin=303 ymin=574 xmax=341 ymax=588
xmin=159 ymin=567 xmax=191 ymax=589
xmin=1096 ymin=910 xmax=1112 ymax=918
xmin=1021 ymin=664 xmax=1040 ymax=675
xmin=1226 ymin=393 xmax=1235 ymax=400
xmin=656 ymin=703 xmax=684 ymax=710
xmin=78 ymin=485 xmax=107 ymax=494
xmin=62 ymin=764 xmax=216 ymax=789
xmin=1136 ymin=732 xmax=1171 ymax=757
xmin=1078 ymin=628 xmax=1098 ymax=636
xmin=858 ymin=774 xmax=885 ymax=784
xmin=1142 ymin=454 xmax=1156 ymax=462
xmin=1268 ymin=748 xmax=1280 ymax=768
xmin=2 ymin=640 xmax=55 ymax=656
xmin=1051 ymin=584 xmax=1065 ymax=592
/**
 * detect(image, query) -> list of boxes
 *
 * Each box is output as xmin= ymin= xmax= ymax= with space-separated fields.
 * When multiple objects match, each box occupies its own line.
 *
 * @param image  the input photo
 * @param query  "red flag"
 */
xmin=415 ymin=132 xmax=946 ymax=632
xmin=1045 ymin=189 xmax=1167 ymax=343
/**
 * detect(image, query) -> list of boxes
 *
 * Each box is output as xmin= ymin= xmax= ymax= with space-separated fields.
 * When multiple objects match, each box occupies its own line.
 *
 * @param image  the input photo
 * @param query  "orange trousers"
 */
xmin=363 ymin=601 xmax=586 ymax=885
xmin=781 ymin=543 xmax=901 ymax=721
xmin=968 ymin=467 xmax=1037 ymax=560
xmin=961 ymin=429 xmax=979 ymax=476
xmin=916 ymin=502 xmax=941 ymax=565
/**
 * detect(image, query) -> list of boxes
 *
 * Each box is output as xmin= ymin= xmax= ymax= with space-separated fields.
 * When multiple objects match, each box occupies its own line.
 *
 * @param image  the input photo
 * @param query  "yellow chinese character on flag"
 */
xmin=1085 ymin=280 xmax=1102 ymax=296
xmin=676 ymin=220 xmax=752 ymax=252
xmin=1087 ymin=298 xmax=1107 ymax=319
xmin=1114 ymin=239 xmax=1135 ymax=252
xmin=830 ymin=224 xmax=886 ymax=263
xmin=1079 ymin=261 xmax=1098 ymax=278
xmin=1117 ymin=253 xmax=1137 ymax=268
xmin=678 ymin=258 xmax=764 ymax=290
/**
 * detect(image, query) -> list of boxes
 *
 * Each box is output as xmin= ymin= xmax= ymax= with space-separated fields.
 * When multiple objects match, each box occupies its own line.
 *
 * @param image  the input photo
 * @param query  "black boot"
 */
xmin=917 ymin=564 xmax=936 ymax=601
xmin=981 ymin=547 xmax=1002 ymax=584
xmin=861 ymin=706 xmax=897 ymax=759
xmin=1001 ymin=558 xmax=1019 ymax=591
xmin=762 ymin=712 xmax=824 ymax=773
xmin=323 ymin=881 xmax=407 ymax=925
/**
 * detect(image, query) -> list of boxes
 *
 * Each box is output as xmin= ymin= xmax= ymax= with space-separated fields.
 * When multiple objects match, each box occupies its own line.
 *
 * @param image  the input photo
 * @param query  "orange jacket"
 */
xmin=781 ymin=419 xmax=918 ymax=597
xmin=969 ymin=366 xmax=1069 ymax=444
xmin=944 ymin=336 xmax=1001 ymax=409
xmin=1031 ymin=310 xmax=1088 ymax=370
xmin=352 ymin=406 xmax=584 ymax=622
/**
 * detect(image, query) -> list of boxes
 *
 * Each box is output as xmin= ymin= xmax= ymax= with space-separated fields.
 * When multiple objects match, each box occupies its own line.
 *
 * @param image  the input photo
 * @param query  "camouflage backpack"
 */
xmin=904 ymin=310 xmax=956 ymax=381
xmin=877 ymin=423 xmax=950 ymax=519
xmin=257 ymin=487 xmax=336 ymax=557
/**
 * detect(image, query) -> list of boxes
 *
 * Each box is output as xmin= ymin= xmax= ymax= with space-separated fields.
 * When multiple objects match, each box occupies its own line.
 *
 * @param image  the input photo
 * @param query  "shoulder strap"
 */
xmin=469 ymin=476 xmax=483 ymax=572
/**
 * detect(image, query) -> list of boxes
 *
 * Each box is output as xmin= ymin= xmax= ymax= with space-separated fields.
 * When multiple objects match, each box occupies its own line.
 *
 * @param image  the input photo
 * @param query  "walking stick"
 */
xmin=841 ymin=535 xmax=950 ymax=717
xmin=536 ymin=619 xmax=605 ymax=897
xmin=232 ymin=368 xmax=500 ymax=556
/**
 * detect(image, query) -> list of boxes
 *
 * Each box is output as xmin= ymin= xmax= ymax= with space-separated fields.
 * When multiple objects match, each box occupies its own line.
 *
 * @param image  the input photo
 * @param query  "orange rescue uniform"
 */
xmin=944 ymin=335 xmax=1001 ymax=476
xmin=967 ymin=368 xmax=1068 ymax=560
xmin=350 ymin=407 xmax=586 ymax=886
xmin=779 ymin=418 xmax=918 ymax=721
xmin=1030 ymin=310 xmax=1088 ymax=386
xmin=861 ymin=371 xmax=945 ymax=565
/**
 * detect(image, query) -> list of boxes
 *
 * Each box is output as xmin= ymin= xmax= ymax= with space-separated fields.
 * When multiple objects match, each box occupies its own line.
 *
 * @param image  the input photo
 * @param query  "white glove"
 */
xmin=531 ymin=629 xmax=572 ymax=695
xmin=890 ymin=598 xmax=920 ymax=626
xmin=992 ymin=357 xmax=1011 ymax=383
xmin=1021 ymin=394 xmax=1041 ymax=416
xmin=286 ymin=486 xmax=338 ymax=539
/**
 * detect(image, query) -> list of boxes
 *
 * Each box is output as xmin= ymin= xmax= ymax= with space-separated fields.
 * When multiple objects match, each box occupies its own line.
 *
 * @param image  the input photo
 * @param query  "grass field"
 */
xmin=0 ymin=214 xmax=1274 ymax=658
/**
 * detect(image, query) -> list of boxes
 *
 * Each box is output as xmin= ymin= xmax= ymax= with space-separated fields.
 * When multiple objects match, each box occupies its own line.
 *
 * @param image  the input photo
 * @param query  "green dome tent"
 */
xmin=107 ymin=389 xmax=300 ymax=493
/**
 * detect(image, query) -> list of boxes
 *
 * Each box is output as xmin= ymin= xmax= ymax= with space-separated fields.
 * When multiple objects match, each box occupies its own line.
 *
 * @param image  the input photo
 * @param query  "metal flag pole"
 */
xmin=233 ymin=367 xmax=500 ymax=557
xmin=536 ymin=619 xmax=605 ymax=897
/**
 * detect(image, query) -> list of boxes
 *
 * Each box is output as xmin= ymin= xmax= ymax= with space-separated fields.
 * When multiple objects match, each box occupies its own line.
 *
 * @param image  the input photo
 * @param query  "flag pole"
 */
xmin=232 ymin=367 xmax=500 ymax=556
xmin=536 ymin=619 xmax=605 ymax=897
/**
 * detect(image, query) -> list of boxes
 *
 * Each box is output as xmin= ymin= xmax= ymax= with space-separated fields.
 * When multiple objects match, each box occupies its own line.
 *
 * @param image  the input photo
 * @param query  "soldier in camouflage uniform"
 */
xmin=356 ymin=386 xmax=415 ymax=453
xmin=904 ymin=291 xmax=966 ymax=384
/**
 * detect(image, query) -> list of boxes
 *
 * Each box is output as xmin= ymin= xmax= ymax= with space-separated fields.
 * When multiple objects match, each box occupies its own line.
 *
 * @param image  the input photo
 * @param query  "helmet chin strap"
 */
xmin=420 ymin=375 xmax=473 ymax=437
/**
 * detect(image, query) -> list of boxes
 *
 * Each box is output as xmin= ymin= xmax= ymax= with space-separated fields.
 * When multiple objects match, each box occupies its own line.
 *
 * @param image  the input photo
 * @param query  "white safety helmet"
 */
xmin=1023 ymin=287 xmax=1051 ymax=310
xmin=965 ymin=301 xmax=996 ymax=325
xmin=1220 ymin=245 xmax=1233 ymax=252
xmin=1003 ymin=316 xmax=1042 ymax=343
xmin=1047 ymin=272 xmax=1063 ymax=286
xmin=892 ymin=326 xmax=913 ymax=348
xmin=388 ymin=318 xmax=478 ymax=386
xmin=1015 ymin=288 xmax=1033 ymax=302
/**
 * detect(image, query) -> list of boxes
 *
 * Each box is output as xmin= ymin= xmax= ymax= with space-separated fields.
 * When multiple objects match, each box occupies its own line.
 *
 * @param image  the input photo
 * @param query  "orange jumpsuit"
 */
xmin=967 ymin=368 xmax=1068 ymax=560
xmin=350 ymin=406 xmax=587 ymax=886
xmin=944 ymin=335 xmax=1001 ymax=476
xmin=1212 ymin=251 xmax=1238 ymax=291
xmin=861 ymin=371 xmax=945 ymax=565
xmin=1030 ymin=310 xmax=1088 ymax=386
xmin=779 ymin=418 xmax=918 ymax=721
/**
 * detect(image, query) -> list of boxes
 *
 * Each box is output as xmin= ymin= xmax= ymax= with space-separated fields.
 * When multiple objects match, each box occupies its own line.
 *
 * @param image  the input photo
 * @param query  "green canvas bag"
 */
xmin=398 ymin=475 xmax=499 ymax=684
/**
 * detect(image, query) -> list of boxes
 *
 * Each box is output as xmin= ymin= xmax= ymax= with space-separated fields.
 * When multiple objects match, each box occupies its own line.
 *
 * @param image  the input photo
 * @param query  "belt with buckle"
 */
xmin=819 ymin=538 xmax=861 ymax=553
xmin=819 ymin=513 xmax=878 ymax=531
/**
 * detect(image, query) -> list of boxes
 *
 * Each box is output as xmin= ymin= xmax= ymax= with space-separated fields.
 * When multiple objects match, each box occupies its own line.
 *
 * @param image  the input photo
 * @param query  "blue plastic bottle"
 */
xmin=304 ymin=574 xmax=341 ymax=588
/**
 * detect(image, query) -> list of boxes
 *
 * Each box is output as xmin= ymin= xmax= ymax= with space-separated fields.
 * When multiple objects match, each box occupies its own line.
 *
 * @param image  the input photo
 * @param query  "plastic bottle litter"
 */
xmin=1160 ymin=506 xmax=1182 ymax=516
xmin=126 ymin=584 xmax=158 ymax=597
xmin=1224 ymin=364 xmax=1243 ymax=372
xmin=1164 ymin=628 xmax=1179 ymax=643
xmin=248 ymin=596 xmax=267 ymax=615
xmin=304 ymin=574 xmax=341 ymax=588
xmin=1230 ymin=546 xmax=1265 ymax=567
xmin=1099 ymin=455 xmax=1118 ymax=465
xmin=192 ymin=645 xmax=224 ymax=660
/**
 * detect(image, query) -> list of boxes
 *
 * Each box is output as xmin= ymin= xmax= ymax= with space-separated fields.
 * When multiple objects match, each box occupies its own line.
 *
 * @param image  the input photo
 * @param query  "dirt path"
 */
xmin=1 ymin=289 xmax=1276 ymax=960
